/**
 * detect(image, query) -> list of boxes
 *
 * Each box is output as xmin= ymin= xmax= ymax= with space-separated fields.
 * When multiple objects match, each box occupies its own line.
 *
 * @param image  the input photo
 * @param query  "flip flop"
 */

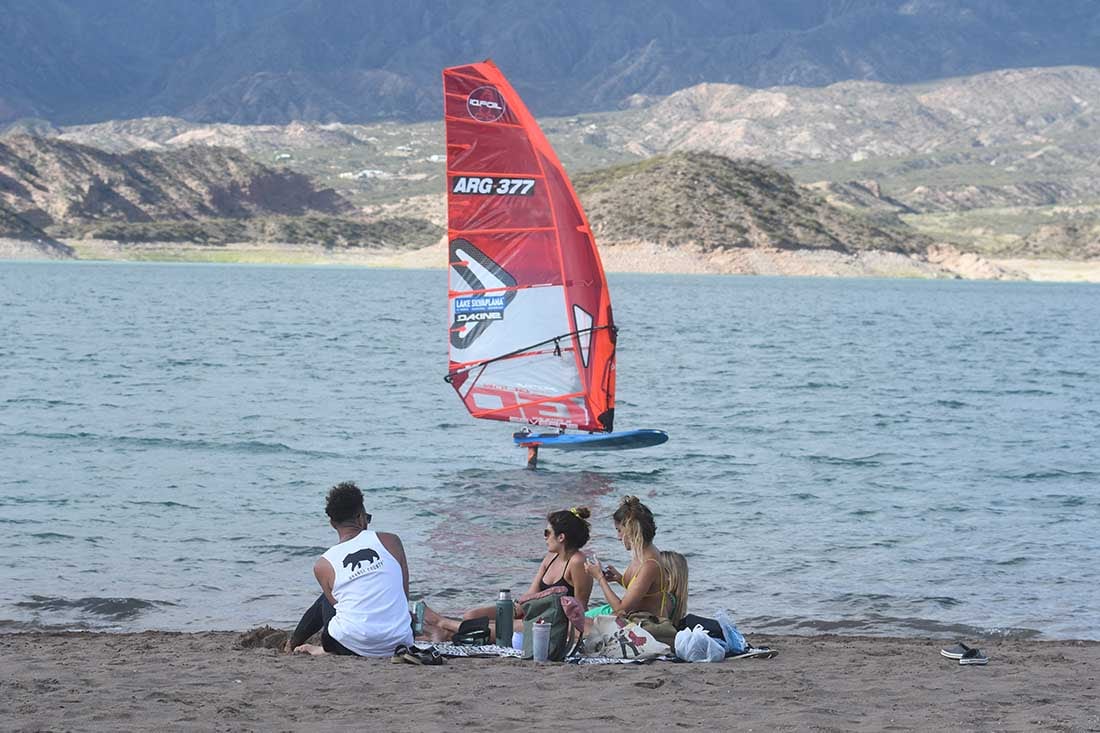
xmin=730 ymin=646 xmax=778 ymax=660
xmin=392 ymin=644 xmax=412 ymax=664
xmin=959 ymin=647 xmax=988 ymax=666
xmin=940 ymin=642 xmax=972 ymax=660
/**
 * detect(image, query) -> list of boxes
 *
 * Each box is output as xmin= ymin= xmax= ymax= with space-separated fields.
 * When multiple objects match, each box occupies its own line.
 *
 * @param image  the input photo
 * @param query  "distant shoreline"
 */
xmin=4 ymin=238 xmax=1099 ymax=283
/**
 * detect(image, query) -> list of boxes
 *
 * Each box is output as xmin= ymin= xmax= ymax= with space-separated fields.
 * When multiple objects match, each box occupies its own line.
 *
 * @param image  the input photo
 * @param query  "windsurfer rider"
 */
xmin=518 ymin=426 xmax=566 ymax=469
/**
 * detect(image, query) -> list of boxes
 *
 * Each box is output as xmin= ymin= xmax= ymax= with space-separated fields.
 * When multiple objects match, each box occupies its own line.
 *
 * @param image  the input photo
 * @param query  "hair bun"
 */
xmin=621 ymin=495 xmax=640 ymax=507
xmin=571 ymin=506 xmax=591 ymax=520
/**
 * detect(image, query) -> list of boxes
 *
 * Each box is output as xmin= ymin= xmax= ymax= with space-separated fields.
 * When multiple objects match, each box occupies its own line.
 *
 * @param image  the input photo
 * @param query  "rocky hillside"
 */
xmin=0 ymin=135 xmax=442 ymax=250
xmin=1016 ymin=221 xmax=1100 ymax=260
xmin=0 ymin=135 xmax=349 ymax=228
xmin=611 ymin=67 xmax=1100 ymax=164
xmin=575 ymin=152 xmax=929 ymax=254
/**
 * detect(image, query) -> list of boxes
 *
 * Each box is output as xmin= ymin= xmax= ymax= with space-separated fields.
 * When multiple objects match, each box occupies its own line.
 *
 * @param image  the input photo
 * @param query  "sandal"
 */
xmin=730 ymin=645 xmax=778 ymax=660
xmin=416 ymin=646 xmax=445 ymax=666
xmin=940 ymin=642 xmax=972 ymax=660
xmin=403 ymin=645 xmax=445 ymax=665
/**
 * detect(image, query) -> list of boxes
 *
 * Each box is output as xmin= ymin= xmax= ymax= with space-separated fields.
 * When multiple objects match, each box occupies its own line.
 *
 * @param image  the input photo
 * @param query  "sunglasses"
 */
xmin=543 ymin=529 xmax=555 ymax=538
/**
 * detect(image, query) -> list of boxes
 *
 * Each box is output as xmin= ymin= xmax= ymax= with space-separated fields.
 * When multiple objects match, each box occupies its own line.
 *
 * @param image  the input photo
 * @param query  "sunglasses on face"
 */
xmin=543 ymin=529 xmax=554 ymax=538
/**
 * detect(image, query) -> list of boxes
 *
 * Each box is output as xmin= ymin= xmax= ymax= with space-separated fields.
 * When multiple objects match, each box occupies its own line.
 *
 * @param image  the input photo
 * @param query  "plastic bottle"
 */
xmin=532 ymin=618 xmax=551 ymax=662
xmin=410 ymin=599 xmax=426 ymax=636
xmin=494 ymin=589 xmax=512 ymax=646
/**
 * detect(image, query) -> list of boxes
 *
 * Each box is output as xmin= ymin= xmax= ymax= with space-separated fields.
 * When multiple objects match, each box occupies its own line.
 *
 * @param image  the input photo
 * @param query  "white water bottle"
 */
xmin=532 ymin=618 xmax=551 ymax=662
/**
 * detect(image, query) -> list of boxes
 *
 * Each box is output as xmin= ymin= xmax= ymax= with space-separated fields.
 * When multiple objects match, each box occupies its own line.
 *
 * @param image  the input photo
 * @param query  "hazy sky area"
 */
xmin=2 ymin=0 xmax=1100 ymax=125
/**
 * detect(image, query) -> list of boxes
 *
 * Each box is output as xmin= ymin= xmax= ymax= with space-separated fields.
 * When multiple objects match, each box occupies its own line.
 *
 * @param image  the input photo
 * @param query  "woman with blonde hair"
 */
xmin=659 ymin=550 xmax=689 ymax=624
xmin=583 ymin=496 xmax=679 ymax=620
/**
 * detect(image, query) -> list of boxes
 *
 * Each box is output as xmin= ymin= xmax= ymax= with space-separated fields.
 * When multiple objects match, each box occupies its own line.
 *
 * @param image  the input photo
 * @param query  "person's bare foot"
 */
xmin=423 ymin=604 xmax=460 ymax=634
xmin=420 ymin=620 xmax=453 ymax=643
xmin=293 ymin=643 xmax=327 ymax=656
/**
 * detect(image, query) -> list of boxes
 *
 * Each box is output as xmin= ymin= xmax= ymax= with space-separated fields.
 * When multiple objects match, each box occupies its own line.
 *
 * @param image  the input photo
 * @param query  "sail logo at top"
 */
xmin=467 ymin=86 xmax=507 ymax=122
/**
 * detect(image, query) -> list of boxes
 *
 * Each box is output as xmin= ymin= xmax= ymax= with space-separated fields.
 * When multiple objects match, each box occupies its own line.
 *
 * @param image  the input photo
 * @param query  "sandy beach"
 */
xmin=2 ymin=631 xmax=1096 ymax=731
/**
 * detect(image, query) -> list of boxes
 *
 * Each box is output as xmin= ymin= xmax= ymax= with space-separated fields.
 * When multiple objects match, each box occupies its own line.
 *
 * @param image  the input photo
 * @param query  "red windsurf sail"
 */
xmin=443 ymin=60 xmax=616 ymax=433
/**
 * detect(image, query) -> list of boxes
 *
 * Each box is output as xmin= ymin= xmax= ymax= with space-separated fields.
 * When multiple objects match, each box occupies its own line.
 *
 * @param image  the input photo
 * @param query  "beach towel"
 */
xmin=415 ymin=642 xmax=522 ymax=658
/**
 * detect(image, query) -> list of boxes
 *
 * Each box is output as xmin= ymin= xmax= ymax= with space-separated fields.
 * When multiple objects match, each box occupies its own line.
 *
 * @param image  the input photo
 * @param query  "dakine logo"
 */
xmin=449 ymin=238 xmax=517 ymax=350
xmin=467 ymin=86 xmax=506 ymax=122
xmin=454 ymin=294 xmax=505 ymax=322
xmin=456 ymin=312 xmax=502 ymax=322
xmin=343 ymin=548 xmax=380 ymax=572
xmin=451 ymin=176 xmax=536 ymax=196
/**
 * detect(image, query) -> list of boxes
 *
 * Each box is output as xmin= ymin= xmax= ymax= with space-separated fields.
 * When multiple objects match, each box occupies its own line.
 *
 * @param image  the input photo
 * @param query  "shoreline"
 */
xmin=3 ymin=630 xmax=1097 ymax=730
xmin=4 ymin=238 xmax=1100 ymax=282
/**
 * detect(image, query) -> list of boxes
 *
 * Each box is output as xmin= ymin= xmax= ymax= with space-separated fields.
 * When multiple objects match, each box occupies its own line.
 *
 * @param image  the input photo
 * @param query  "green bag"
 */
xmin=521 ymin=588 xmax=573 ymax=661
xmin=627 ymin=611 xmax=679 ymax=648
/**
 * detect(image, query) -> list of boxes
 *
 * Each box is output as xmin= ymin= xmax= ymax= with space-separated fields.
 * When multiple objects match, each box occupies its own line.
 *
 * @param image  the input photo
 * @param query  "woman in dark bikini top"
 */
xmin=420 ymin=506 xmax=593 ymax=641
xmin=527 ymin=506 xmax=593 ymax=603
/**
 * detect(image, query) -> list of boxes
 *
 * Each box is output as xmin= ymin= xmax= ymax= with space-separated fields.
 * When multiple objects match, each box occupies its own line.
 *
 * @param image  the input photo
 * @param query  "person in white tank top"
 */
xmin=288 ymin=482 xmax=414 ymax=657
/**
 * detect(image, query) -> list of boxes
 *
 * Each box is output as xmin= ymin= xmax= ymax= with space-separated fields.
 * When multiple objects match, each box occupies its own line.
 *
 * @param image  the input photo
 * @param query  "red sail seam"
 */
xmin=451 ymin=226 xmax=555 ymax=235
xmin=449 ymin=170 xmax=547 ymax=179
xmin=448 ymin=282 xmax=556 ymax=297
xmin=443 ymin=114 xmax=525 ymax=130
xmin=445 ymin=69 xmax=495 ymax=84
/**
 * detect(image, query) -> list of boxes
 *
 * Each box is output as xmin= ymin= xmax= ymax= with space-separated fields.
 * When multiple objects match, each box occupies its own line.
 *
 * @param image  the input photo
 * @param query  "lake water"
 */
xmin=1 ymin=262 xmax=1097 ymax=639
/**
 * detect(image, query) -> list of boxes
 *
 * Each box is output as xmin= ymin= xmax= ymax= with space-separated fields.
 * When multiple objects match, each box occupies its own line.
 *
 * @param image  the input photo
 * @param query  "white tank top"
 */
xmin=321 ymin=529 xmax=413 ymax=656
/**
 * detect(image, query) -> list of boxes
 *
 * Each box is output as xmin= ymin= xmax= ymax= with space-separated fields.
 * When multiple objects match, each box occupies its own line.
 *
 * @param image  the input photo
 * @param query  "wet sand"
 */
xmin=2 ymin=631 xmax=1096 ymax=731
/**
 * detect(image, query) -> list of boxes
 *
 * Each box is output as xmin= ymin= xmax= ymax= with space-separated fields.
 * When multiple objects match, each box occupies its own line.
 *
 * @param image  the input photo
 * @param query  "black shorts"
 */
xmin=321 ymin=627 xmax=359 ymax=656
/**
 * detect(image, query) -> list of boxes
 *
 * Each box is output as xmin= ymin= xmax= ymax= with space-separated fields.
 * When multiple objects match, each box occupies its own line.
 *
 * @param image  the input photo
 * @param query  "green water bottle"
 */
xmin=494 ymin=589 xmax=512 ymax=646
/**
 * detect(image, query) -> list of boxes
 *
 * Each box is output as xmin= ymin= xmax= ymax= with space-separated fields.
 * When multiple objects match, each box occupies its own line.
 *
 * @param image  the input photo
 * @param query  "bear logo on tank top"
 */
xmin=343 ymin=548 xmax=380 ymax=573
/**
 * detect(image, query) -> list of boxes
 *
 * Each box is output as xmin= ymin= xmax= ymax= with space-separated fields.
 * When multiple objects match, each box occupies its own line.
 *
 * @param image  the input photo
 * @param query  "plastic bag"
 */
xmin=674 ymin=624 xmax=725 ymax=662
xmin=715 ymin=610 xmax=747 ymax=654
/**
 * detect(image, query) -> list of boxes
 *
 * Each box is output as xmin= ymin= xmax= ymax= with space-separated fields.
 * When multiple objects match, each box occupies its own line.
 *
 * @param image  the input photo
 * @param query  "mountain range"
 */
xmin=3 ymin=0 xmax=1100 ymax=125
xmin=25 ymin=64 xmax=1098 ymax=260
